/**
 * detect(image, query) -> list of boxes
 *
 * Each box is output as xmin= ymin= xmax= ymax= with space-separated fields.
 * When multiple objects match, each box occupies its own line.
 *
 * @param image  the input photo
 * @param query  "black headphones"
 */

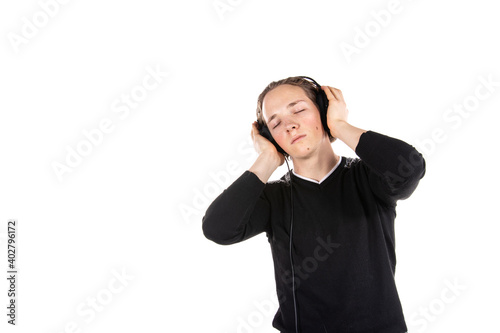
xmin=257 ymin=76 xmax=332 ymax=156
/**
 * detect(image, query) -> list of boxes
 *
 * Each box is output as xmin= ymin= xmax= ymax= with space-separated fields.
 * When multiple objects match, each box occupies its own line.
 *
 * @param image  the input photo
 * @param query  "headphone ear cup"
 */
xmin=258 ymin=122 xmax=287 ymax=155
xmin=298 ymin=76 xmax=332 ymax=139
xmin=316 ymin=89 xmax=332 ymax=139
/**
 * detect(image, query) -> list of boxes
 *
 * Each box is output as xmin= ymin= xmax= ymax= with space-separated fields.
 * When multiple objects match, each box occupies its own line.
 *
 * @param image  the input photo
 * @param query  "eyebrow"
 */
xmin=268 ymin=99 xmax=305 ymax=123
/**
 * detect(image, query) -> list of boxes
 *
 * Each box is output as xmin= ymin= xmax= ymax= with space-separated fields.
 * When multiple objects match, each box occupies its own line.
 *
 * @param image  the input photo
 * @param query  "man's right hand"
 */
xmin=249 ymin=122 xmax=285 ymax=183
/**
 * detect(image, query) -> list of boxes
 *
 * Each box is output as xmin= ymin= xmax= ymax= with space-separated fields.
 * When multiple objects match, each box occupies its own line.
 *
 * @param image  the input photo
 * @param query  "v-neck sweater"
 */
xmin=202 ymin=130 xmax=426 ymax=333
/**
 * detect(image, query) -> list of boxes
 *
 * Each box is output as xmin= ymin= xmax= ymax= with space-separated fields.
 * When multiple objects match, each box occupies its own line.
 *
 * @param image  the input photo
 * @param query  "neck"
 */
xmin=291 ymin=142 xmax=339 ymax=182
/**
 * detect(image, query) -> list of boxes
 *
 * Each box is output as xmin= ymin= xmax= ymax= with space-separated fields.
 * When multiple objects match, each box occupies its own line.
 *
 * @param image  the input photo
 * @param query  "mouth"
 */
xmin=291 ymin=134 xmax=306 ymax=145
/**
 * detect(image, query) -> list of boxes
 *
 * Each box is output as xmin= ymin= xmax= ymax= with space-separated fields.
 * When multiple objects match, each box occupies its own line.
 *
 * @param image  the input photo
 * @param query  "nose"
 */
xmin=285 ymin=121 xmax=299 ymax=133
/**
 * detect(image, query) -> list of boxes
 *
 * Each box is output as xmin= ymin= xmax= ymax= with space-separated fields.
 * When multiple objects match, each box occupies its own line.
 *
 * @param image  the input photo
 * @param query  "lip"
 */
xmin=291 ymin=134 xmax=306 ymax=144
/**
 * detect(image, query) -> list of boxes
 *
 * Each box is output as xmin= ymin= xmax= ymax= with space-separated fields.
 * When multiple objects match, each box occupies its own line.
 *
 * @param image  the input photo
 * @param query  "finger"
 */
xmin=331 ymin=87 xmax=343 ymax=100
xmin=252 ymin=122 xmax=263 ymax=141
xmin=325 ymin=86 xmax=344 ymax=102
xmin=252 ymin=121 xmax=261 ymax=135
xmin=321 ymin=85 xmax=337 ymax=101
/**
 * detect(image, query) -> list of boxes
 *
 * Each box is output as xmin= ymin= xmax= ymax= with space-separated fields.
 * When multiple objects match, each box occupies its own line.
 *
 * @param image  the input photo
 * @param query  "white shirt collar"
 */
xmin=292 ymin=156 xmax=342 ymax=184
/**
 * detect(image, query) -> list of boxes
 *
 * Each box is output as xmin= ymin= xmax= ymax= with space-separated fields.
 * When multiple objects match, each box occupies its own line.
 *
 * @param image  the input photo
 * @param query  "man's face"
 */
xmin=262 ymin=84 xmax=328 ymax=159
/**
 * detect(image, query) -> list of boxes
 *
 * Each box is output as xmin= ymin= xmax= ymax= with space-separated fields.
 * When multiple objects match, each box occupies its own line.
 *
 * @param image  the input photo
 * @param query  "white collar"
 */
xmin=292 ymin=157 xmax=342 ymax=184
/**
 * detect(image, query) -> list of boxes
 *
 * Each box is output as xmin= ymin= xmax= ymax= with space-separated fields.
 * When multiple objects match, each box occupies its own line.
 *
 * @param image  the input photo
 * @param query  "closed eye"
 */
xmin=272 ymin=109 xmax=304 ymax=129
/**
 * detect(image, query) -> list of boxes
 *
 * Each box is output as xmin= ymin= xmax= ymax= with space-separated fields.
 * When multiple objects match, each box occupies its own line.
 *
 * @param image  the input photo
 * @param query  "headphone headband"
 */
xmin=298 ymin=76 xmax=322 ymax=89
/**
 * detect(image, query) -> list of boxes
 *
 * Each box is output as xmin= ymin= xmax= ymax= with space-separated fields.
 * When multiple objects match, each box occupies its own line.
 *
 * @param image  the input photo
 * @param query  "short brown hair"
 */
xmin=256 ymin=76 xmax=335 ymax=142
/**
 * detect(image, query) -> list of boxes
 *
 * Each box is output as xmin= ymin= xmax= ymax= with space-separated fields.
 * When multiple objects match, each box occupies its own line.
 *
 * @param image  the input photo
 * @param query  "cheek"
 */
xmin=303 ymin=116 xmax=322 ymax=133
xmin=273 ymin=131 xmax=287 ymax=146
xmin=308 ymin=113 xmax=324 ymax=133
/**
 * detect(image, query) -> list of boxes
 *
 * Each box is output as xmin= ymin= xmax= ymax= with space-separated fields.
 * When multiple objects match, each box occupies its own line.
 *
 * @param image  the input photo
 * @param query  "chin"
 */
xmin=289 ymin=147 xmax=317 ymax=160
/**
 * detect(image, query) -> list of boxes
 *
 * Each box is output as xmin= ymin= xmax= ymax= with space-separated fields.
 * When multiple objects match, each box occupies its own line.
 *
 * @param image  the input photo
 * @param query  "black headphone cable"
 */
xmin=284 ymin=158 xmax=299 ymax=333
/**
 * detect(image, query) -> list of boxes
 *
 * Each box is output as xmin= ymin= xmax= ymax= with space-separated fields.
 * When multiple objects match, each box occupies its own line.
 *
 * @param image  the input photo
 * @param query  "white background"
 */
xmin=1 ymin=0 xmax=499 ymax=332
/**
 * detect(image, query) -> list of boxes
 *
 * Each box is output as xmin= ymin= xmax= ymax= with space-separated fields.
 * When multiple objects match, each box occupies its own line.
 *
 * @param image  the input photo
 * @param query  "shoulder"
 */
xmin=340 ymin=156 xmax=368 ymax=176
xmin=261 ymin=172 xmax=291 ymax=196
xmin=268 ymin=171 xmax=292 ymax=187
xmin=338 ymin=156 xmax=381 ymax=187
xmin=343 ymin=156 xmax=360 ymax=169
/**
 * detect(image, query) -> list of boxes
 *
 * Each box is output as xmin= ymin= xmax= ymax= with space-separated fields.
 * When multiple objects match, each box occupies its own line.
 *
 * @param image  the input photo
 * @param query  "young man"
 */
xmin=202 ymin=76 xmax=425 ymax=332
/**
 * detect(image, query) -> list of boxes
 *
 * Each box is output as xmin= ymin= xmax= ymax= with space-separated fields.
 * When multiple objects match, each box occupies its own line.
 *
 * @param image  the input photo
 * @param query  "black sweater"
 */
xmin=202 ymin=131 xmax=425 ymax=333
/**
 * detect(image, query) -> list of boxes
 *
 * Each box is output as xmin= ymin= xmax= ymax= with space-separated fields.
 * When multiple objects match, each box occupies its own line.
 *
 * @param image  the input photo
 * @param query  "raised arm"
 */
xmin=202 ymin=170 xmax=270 ymax=245
xmin=202 ymin=122 xmax=284 ymax=245
xmin=321 ymin=85 xmax=425 ymax=205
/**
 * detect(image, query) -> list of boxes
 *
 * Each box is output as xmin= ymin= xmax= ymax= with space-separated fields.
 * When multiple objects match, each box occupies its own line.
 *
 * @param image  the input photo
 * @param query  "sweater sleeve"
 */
xmin=202 ymin=170 xmax=271 ymax=245
xmin=354 ymin=130 xmax=426 ymax=207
